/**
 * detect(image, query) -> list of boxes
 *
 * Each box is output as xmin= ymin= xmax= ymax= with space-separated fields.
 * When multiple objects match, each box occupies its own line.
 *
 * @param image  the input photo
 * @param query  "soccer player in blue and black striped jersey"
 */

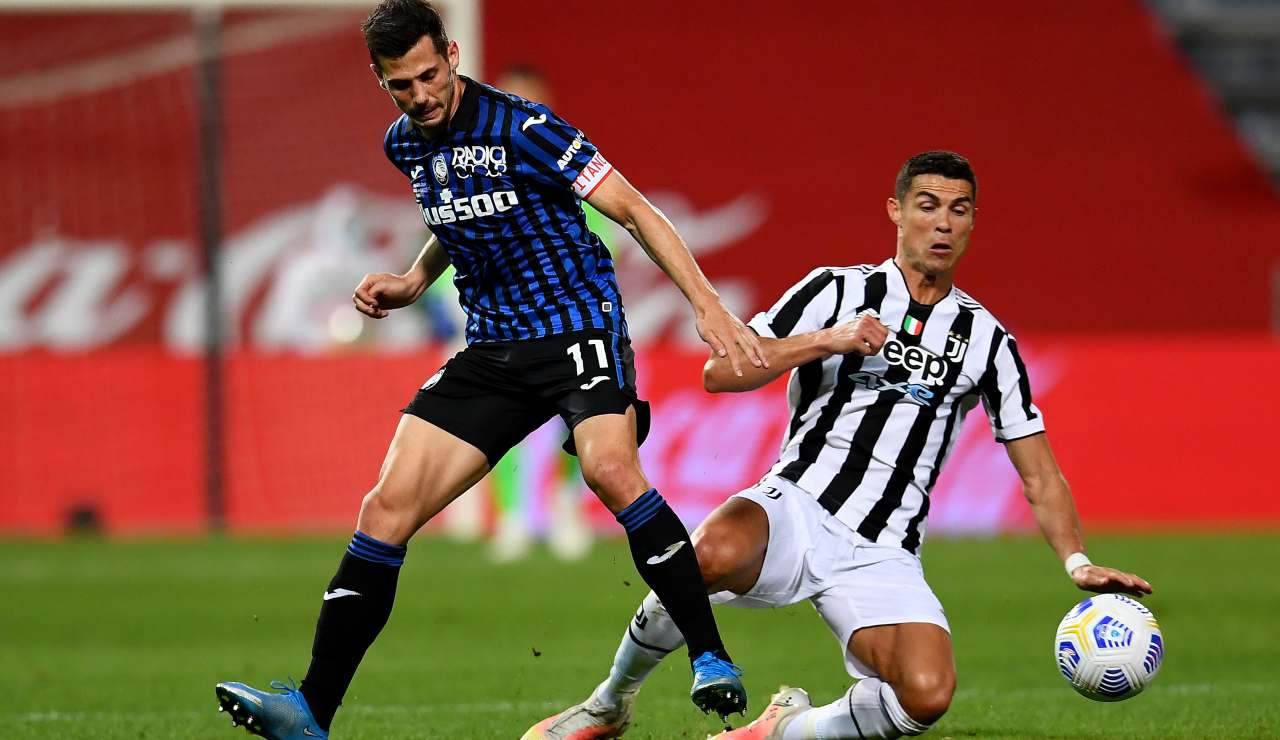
xmin=214 ymin=2 xmax=763 ymax=738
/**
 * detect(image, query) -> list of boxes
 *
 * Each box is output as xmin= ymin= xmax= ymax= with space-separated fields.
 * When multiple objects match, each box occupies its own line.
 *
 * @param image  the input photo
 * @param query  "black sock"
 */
xmin=616 ymin=489 xmax=729 ymax=664
xmin=299 ymin=531 xmax=406 ymax=731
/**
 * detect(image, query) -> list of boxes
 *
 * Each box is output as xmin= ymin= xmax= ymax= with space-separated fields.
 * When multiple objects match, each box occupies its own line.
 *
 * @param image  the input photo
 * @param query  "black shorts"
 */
xmin=402 ymin=329 xmax=651 ymax=467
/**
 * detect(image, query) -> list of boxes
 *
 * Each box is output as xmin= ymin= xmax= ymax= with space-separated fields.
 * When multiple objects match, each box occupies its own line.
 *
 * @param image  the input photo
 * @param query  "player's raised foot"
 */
xmin=520 ymin=687 xmax=635 ymax=739
xmin=707 ymin=686 xmax=810 ymax=739
xmin=690 ymin=651 xmax=747 ymax=719
xmin=214 ymin=680 xmax=327 ymax=740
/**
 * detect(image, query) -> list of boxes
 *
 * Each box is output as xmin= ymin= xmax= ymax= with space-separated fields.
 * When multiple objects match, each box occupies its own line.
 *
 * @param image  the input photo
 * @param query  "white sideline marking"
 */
xmin=10 ymin=700 xmax=569 ymax=723
xmin=10 ymin=683 xmax=1274 ymax=724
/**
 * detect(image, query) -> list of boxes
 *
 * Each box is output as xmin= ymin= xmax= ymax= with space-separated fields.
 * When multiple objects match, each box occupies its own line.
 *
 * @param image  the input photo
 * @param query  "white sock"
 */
xmin=782 ymin=678 xmax=930 ymax=739
xmin=877 ymin=680 xmax=929 ymax=736
xmin=593 ymin=591 xmax=685 ymax=707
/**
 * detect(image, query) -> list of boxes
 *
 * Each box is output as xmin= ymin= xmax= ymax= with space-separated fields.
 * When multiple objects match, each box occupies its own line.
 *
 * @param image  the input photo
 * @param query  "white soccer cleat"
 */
xmin=521 ymin=689 xmax=635 ymax=739
xmin=490 ymin=514 xmax=534 ymax=563
xmin=547 ymin=483 xmax=593 ymax=561
xmin=707 ymin=686 xmax=811 ymax=739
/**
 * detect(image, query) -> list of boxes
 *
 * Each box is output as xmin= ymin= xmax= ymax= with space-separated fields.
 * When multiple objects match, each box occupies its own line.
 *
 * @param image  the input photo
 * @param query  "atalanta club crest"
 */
xmin=431 ymin=153 xmax=449 ymax=185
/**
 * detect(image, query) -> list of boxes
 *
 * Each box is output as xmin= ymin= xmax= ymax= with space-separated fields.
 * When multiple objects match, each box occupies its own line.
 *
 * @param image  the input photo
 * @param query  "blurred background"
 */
xmin=1 ymin=0 xmax=1278 ymax=549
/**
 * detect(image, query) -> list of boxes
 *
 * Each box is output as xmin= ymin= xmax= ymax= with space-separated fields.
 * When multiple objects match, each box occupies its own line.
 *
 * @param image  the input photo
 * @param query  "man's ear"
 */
xmin=886 ymin=197 xmax=903 ymax=229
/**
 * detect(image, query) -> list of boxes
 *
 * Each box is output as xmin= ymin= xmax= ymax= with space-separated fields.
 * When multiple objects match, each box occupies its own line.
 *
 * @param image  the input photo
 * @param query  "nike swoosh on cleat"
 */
xmin=521 ymin=113 xmax=547 ymax=131
xmin=323 ymin=588 xmax=362 ymax=601
xmin=240 ymin=694 xmax=263 ymax=708
xmin=646 ymin=541 xmax=686 ymax=566
xmin=303 ymin=728 xmax=323 ymax=737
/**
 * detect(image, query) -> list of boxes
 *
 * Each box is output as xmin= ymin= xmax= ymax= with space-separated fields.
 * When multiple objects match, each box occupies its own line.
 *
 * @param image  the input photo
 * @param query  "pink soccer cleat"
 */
xmin=708 ymin=687 xmax=810 ymax=739
xmin=521 ymin=689 xmax=635 ymax=740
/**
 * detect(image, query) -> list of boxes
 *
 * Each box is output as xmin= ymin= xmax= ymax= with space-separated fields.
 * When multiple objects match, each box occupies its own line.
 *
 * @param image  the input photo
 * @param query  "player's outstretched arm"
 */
xmin=585 ymin=170 xmax=765 ymax=376
xmin=1005 ymin=433 xmax=1154 ymax=597
xmin=704 ymin=311 xmax=889 ymax=393
xmin=353 ymin=233 xmax=451 ymax=319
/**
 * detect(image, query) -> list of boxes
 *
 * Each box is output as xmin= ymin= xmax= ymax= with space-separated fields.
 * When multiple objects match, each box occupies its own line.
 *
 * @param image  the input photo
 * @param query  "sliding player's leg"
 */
xmin=717 ymin=531 xmax=956 ymax=739
xmin=723 ymin=623 xmax=953 ymax=739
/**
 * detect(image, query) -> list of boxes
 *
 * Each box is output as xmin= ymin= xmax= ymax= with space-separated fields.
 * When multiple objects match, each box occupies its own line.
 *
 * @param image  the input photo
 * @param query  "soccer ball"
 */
xmin=1054 ymin=593 xmax=1163 ymax=701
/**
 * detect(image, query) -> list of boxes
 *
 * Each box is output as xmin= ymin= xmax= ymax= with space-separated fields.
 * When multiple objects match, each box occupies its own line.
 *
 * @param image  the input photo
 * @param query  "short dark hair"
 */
xmin=894 ymin=151 xmax=977 ymax=202
xmin=362 ymin=0 xmax=450 ymax=72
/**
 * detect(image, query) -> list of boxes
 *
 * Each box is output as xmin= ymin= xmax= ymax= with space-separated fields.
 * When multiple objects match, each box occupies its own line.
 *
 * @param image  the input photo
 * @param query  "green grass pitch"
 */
xmin=1 ymin=533 xmax=1276 ymax=738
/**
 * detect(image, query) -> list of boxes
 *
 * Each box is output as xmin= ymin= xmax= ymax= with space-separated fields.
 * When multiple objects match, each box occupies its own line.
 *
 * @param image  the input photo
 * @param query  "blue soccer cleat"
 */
xmin=214 ymin=679 xmax=327 ymax=739
xmin=690 ymin=651 xmax=748 ymax=719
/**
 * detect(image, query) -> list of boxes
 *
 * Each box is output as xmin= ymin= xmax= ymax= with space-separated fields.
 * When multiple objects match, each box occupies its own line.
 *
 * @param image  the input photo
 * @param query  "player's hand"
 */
xmin=823 ymin=310 xmax=889 ymax=356
xmin=696 ymin=300 xmax=767 ymax=377
xmin=1071 ymin=564 xmax=1153 ymax=598
xmin=353 ymin=272 xmax=422 ymax=319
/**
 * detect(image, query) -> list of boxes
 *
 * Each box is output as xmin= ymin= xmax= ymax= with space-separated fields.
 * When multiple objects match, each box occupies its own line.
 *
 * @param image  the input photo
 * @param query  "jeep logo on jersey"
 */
xmin=431 ymin=153 xmax=448 ymax=185
xmin=881 ymin=338 xmax=950 ymax=386
xmin=451 ymin=145 xmax=507 ymax=179
xmin=557 ymin=133 xmax=584 ymax=170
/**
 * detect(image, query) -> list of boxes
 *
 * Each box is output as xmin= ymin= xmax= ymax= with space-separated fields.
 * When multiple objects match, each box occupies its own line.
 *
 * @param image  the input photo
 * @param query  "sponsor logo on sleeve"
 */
xmin=557 ymin=132 xmax=585 ymax=170
xmin=572 ymin=152 xmax=613 ymax=199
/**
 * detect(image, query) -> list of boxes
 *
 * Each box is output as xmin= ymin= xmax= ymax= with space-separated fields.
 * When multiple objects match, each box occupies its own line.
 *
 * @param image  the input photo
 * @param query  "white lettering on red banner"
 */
xmin=572 ymin=152 xmax=613 ymax=199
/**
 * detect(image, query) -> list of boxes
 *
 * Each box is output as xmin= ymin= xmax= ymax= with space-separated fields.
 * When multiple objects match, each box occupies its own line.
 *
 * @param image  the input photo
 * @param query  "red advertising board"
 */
xmin=0 ymin=3 xmax=1277 ymax=536
xmin=3 ymin=338 xmax=1276 ymax=535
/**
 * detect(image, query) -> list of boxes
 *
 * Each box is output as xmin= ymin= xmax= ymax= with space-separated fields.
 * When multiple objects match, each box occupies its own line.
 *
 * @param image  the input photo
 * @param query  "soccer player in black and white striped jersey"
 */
xmin=526 ymin=152 xmax=1153 ymax=740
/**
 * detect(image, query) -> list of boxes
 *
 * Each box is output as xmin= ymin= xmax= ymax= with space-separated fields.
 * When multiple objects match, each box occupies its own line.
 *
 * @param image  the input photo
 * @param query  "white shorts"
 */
xmin=709 ymin=475 xmax=949 ymax=678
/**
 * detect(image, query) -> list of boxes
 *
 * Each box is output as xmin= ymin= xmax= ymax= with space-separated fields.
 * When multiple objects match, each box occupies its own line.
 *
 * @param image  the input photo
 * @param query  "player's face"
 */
xmin=887 ymin=175 xmax=975 ymax=278
xmin=373 ymin=36 xmax=461 ymax=136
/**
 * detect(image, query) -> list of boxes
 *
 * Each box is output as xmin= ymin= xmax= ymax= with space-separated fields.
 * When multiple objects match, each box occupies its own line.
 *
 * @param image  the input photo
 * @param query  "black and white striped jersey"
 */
xmin=748 ymin=258 xmax=1044 ymax=553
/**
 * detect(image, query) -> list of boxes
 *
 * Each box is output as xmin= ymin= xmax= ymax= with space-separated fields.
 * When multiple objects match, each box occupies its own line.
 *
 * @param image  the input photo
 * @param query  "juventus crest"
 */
xmin=945 ymin=331 xmax=969 ymax=362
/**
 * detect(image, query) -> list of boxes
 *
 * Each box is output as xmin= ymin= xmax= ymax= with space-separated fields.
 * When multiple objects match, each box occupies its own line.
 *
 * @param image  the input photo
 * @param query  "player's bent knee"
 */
xmin=692 ymin=537 xmax=736 ymax=590
xmin=895 ymin=670 xmax=955 ymax=725
xmin=580 ymin=456 xmax=647 ymax=511
xmin=358 ymin=486 xmax=425 ymax=544
xmin=692 ymin=525 xmax=758 ymax=593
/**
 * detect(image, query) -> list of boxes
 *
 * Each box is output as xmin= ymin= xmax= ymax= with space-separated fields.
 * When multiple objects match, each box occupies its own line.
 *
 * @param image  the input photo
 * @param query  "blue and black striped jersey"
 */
xmin=383 ymin=77 xmax=624 ymax=344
